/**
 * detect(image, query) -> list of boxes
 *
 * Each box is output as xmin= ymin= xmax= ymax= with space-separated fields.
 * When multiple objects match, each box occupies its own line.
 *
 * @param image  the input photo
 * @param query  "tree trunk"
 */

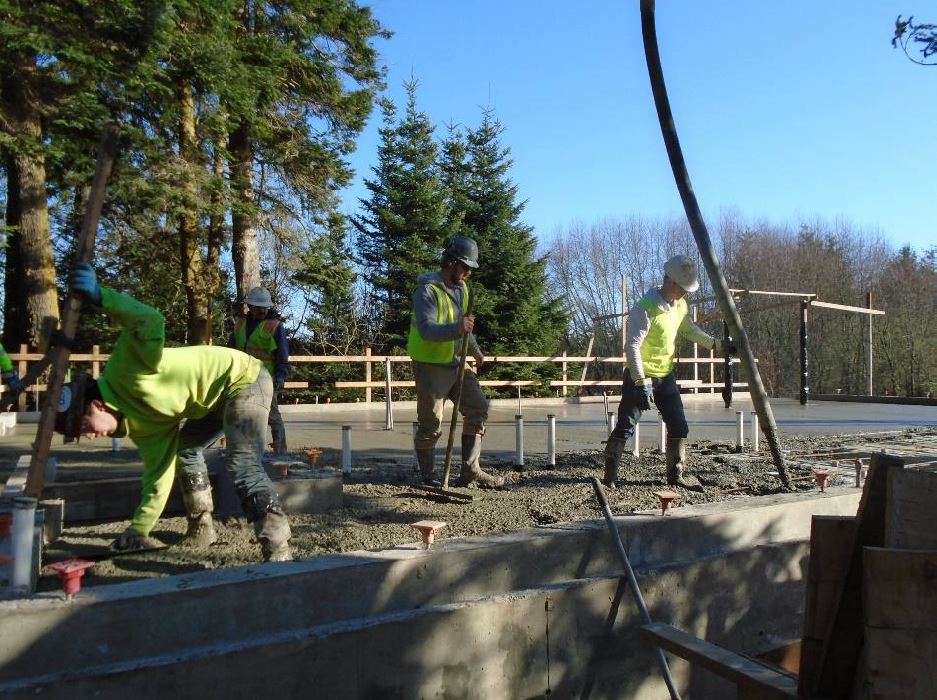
xmin=229 ymin=120 xmax=261 ymax=307
xmin=1 ymin=67 xmax=60 ymax=351
xmin=176 ymin=80 xmax=212 ymax=344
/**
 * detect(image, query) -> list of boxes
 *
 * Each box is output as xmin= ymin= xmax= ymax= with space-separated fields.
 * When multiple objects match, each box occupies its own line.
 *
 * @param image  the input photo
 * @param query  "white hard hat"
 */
xmin=245 ymin=287 xmax=273 ymax=308
xmin=663 ymin=255 xmax=700 ymax=293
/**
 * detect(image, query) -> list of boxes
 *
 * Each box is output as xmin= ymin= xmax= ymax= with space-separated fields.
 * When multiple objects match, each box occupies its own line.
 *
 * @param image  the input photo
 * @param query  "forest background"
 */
xmin=1 ymin=1 xmax=935 ymax=403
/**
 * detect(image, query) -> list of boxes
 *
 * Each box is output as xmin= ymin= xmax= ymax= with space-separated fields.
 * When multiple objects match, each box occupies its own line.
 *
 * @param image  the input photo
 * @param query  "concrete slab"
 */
xmin=0 ymin=487 xmax=860 ymax=695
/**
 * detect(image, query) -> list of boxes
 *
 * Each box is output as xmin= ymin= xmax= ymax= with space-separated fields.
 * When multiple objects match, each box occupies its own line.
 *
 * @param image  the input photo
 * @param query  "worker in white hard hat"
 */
xmin=603 ymin=254 xmax=733 ymax=490
xmin=229 ymin=287 xmax=290 ymax=454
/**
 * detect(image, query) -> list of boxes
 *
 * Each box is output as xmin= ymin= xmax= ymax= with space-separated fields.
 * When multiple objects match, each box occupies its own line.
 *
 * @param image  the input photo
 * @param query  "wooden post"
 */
xmin=561 ymin=351 xmax=568 ymax=398
xmin=91 ymin=345 xmax=101 ymax=379
xmin=364 ymin=346 xmax=372 ymax=404
xmin=866 ymin=291 xmax=873 ymax=396
xmin=17 ymin=344 xmax=28 ymax=412
xmin=25 ymin=123 xmax=119 ymax=498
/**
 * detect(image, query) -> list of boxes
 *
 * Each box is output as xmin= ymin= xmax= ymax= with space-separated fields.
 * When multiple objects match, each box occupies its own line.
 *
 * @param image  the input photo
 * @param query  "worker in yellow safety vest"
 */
xmin=407 ymin=235 xmax=503 ymax=489
xmin=229 ymin=287 xmax=290 ymax=454
xmin=57 ymin=263 xmax=293 ymax=561
xmin=603 ymin=255 xmax=734 ymax=490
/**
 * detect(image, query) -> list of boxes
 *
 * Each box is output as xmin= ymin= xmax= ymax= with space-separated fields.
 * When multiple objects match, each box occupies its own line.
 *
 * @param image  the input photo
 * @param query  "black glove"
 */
xmin=2 ymin=370 xmax=23 ymax=395
xmin=634 ymin=382 xmax=655 ymax=411
xmin=720 ymin=339 xmax=738 ymax=356
xmin=70 ymin=262 xmax=103 ymax=306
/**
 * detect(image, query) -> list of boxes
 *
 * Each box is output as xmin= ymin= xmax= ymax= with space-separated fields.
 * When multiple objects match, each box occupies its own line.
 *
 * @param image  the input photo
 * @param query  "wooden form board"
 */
xmin=640 ymin=622 xmax=799 ymax=700
xmin=799 ymin=515 xmax=857 ymax=697
xmin=863 ymin=548 xmax=937 ymax=700
xmin=812 ymin=453 xmax=905 ymax=698
xmin=885 ymin=464 xmax=937 ymax=550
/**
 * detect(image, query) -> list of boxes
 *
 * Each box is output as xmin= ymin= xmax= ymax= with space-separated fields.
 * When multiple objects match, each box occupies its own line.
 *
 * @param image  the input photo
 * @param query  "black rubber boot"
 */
xmin=416 ymin=447 xmax=440 ymax=487
xmin=603 ymin=436 xmax=628 ymax=488
xmin=456 ymin=434 xmax=504 ymax=488
xmin=666 ymin=437 xmax=703 ymax=491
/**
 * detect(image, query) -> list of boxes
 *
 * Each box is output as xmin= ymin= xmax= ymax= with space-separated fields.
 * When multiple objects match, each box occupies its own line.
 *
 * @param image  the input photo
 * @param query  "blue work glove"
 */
xmin=635 ymin=382 xmax=655 ymax=411
xmin=2 ymin=370 xmax=23 ymax=394
xmin=274 ymin=378 xmax=285 ymax=392
xmin=720 ymin=339 xmax=738 ymax=356
xmin=70 ymin=262 xmax=102 ymax=306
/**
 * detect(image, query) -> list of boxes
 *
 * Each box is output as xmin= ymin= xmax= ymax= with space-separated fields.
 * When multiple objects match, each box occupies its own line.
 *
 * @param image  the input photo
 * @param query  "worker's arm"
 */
xmin=678 ymin=315 xmax=716 ymax=351
xmin=100 ymin=287 xmax=166 ymax=372
xmin=413 ymin=284 xmax=463 ymax=342
xmin=624 ymin=303 xmax=652 ymax=380
xmin=127 ymin=430 xmax=178 ymax=536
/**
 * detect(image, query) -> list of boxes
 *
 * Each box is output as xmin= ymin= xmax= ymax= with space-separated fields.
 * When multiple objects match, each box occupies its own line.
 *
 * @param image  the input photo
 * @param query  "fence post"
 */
xmin=561 ymin=351 xmax=568 ymax=398
xmin=547 ymin=414 xmax=556 ymax=467
xmin=92 ymin=345 xmax=101 ymax=379
xmin=384 ymin=357 xmax=393 ymax=430
xmin=17 ymin=344 xmax=28 ymax=412
xmin=365 ymin=347 xmax=372 ymax=404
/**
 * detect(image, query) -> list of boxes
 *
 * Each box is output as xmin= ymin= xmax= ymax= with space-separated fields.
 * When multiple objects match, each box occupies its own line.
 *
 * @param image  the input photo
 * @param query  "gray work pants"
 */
xmin=412 ymin=361 xmax=488 ymax=450
xmin=176 ymin=367 xmax=278 ymax=500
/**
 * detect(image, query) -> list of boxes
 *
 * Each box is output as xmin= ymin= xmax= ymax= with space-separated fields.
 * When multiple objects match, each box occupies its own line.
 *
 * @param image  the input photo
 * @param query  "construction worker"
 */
xmin=408 ymin=235 xmax=503 ymax=489
xmin=603 ymin=254 xmax=732 ymax=490
xmin=229 ymin=287 xmax=290 ymax=454
xmin=58 ymin=263 xmax=292 ymax=561
xmin=0 ymin=342 xmax=23 ymax=398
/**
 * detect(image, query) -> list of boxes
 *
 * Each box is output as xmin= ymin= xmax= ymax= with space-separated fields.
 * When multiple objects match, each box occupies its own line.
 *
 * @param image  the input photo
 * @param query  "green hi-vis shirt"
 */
xmin=0 ymin=342 xmax=12 ymax=373
xmin=97 ymin=287 xmax=261 ymax=535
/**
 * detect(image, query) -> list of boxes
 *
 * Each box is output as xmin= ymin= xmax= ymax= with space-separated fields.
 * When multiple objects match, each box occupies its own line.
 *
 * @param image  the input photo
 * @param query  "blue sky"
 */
xmin=341 ymin=1 xmax=936 ymax=253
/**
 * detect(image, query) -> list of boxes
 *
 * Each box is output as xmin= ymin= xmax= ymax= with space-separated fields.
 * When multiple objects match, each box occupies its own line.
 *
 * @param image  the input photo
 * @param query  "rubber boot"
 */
xmin=416 ymin=447 xmax=440 ymax=487
xmin=255 ymin=509 xmax=293 ymax=562
xmin=456 ymin=434 xmax=504 ymax=488
xmin=179 ymin=488 xmax=217 ymax=548
xmin=603 ymin=436 xmax=628 ymax=488
xmin=666 ymin=437 xmax=703 ymax=491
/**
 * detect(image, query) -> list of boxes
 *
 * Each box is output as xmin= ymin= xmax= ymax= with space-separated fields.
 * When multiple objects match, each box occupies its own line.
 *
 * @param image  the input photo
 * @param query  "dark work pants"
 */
xmin=608 ymin=370 xmax=689 ymax=441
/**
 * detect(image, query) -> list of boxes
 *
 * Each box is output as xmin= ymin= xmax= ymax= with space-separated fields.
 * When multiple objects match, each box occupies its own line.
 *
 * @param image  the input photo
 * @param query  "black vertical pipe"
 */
xmin=721 ymin=321 xmax=733 ymax=408
xmin=799 ymin=300 xmax=809 ymax=405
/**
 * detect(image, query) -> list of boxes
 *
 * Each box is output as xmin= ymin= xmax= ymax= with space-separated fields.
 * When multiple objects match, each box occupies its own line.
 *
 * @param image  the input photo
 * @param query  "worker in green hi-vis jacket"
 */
xmin=55 ymin=262 xmax=293 ymax=562
xmin=0 ymin=342 xmax=23 ymax=399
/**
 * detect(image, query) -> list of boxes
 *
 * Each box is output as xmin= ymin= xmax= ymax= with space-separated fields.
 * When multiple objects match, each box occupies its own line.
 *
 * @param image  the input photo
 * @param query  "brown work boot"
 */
xmin=456 ymin=434 xmax=504 ymax=488
xmin=255 ymin=510 xmax=293 ymax=562
xmin=178 ymin=489 xmax=217 ymax=548
xmin=603 ymin=436 xmax=628 ymax=488
xmin=666 ymin=438 xmax=703 ymax=491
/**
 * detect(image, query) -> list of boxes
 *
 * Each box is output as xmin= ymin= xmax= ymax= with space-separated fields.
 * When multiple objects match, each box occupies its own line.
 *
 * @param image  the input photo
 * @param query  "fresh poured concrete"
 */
xmin=0 ymin=487 xmax=861 ymax=699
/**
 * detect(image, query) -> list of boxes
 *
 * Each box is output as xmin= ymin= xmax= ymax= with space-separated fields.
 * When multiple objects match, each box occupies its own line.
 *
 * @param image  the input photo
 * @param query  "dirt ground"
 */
xmin=38 ymin=426 xmax=937 ymax=592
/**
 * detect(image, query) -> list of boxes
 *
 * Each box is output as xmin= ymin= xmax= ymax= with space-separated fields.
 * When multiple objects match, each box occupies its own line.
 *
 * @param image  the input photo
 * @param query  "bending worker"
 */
xmin=603 ymin=254 xmax=731 ymax=490
xmin=407 ymin=235 xmax=503 ymax=489
xmin=229 ymin=287 xmax=290 ymax=454
xmin=58 ymin=263 xmax=293 ymax=562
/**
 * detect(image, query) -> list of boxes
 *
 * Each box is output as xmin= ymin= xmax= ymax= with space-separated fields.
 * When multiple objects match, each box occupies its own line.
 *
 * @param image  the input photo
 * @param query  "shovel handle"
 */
xmin=440 ymin=284 xmax=474 ymax=489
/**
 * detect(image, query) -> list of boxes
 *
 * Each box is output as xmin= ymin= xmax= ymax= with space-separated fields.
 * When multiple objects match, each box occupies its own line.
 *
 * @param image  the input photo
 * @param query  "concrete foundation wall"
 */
xmin=0 ymin=489 xmax=861 ymax=699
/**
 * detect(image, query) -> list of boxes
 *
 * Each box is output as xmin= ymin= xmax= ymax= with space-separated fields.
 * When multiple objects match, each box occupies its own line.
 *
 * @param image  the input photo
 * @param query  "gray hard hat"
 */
xmin=443 ymin=235 xmax=479 ymax=269
xmin=245 ymin=287 xmax=273 ymax=308
xmin=663 ymin=255 xmax=700 ymax=293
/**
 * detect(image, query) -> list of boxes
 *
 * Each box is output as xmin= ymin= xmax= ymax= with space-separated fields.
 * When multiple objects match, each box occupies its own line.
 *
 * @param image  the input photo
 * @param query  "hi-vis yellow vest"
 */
xmin=638 ymin=295 xmax=687 ymax=377
xmin=234 ymin=317 xmax=280 ymax=374
xmin=407 ymin=282 xmax=469 ymax=364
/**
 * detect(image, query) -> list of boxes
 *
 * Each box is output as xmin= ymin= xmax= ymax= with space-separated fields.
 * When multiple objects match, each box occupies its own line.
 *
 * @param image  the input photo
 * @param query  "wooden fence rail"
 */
xmin=2 ymin=344 xmax=741 ymax=407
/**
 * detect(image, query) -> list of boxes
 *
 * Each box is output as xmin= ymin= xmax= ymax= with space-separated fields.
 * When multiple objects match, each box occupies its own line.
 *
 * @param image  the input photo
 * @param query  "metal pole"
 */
xmin=590 ymin=478 xmax=683 ymax=700
xmin=607 ymin=412 xmax=617 ymax=436
xmin=547 ymin=414 xmax=556 ymax=467
xmin=632 ymin=422 xmax=640 ymax=457
xmin=800 ymin=300 xmax=809 ymax=405
xmin=721 ymin=321 xmax=733 ymax=408
xmin=341 ymin=425 xmax=352 ymax=474
xmin=736 ymin=411 xmax=744 ymax=451
xmin=514 ymin=414 xmax=524 ymax=468
xmin=11 ymin=497 xmax=37 ymax=593
xmin=659 ymin=413 xmax=666 ymax=453
xmin=384 ymin=358 xmax=393 ymax=430
xmin=750 ymin=412 xmax=759 ymax=452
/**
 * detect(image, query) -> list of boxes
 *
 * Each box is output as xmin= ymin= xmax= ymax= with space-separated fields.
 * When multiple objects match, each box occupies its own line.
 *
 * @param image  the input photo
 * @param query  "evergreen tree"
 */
xmin=351 ymin=82 xmax=455 ymax=350
xmin=447 ymin=109 xmax=568 ymax=380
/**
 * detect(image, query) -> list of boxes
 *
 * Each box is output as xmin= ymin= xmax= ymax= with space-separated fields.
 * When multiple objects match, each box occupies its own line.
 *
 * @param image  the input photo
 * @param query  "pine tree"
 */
xmin=351 ymin=82 xmax=456 ymax=350
xmin=448 ymin=109 xmax=568 ymax=372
